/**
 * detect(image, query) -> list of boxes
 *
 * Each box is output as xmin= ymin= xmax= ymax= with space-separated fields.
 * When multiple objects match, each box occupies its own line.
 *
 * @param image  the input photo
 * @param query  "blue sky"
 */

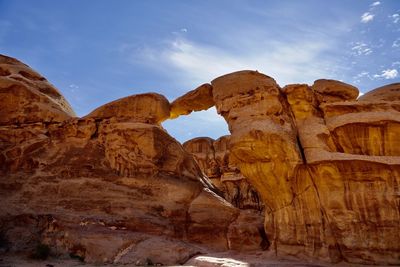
xmin=1 ymin=0 xmax=399 ymax=142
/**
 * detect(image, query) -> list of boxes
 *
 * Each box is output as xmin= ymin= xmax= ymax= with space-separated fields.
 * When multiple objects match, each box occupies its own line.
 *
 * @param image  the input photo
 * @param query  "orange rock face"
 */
xmin=170 ymin=83 xmax=214 ymax=119
xmin=2 ymin=54 xmax=400 ymax=265
xmin=0 ymin=55 xmax=75 ymax=125
xmin=85 ymin=93 xmax=170 ymax=124
xmin=183 ymin=136 xmax=264 ymax=212
xmin=172 ymin=70 xmax=400 ymax=265
xmin=0 ymin=55 xmax=263 ymax=264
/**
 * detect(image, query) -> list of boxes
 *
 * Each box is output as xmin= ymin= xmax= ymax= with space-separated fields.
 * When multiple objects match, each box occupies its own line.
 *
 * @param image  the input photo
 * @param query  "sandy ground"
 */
xmin=0 ymin=252 xmax=393 ymax=267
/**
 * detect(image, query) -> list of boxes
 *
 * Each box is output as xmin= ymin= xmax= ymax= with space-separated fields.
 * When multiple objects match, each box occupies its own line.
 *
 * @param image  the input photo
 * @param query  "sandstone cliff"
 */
xmin=183 ymin=136 xmax=264 ymax=212
xmin=1 ymin=54 xmax=399 ymax=265
xmin=171 ymin=71 xmax=400 ymax=265
xmin=0 ymin=55 xmax=264 ymax=265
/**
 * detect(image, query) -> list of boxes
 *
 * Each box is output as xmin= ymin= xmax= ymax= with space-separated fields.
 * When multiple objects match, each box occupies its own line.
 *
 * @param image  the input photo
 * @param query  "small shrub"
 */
xmin=31 ymin=243 xmax=51 ymax=260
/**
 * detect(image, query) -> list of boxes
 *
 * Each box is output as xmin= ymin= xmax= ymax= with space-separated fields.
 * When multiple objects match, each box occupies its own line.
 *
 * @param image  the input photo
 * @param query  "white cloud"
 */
xmin=391 ymin=14 xmax=400 ymax=24
xmin=134 ymin=35 xmax=342 ymax=88
xmin=180 ymin=28 xmax=188 ymax=33
xmin=353 ymin=71 xmax=370 ymax=84
xmin=351 ymin=42 xmax=373 ymax=56
xmin=68 ymin=84 xmax=79 ymax=93
xmin=370 ymin=1 xmax=381 ymax=7
xmin=393 ymin=38 xmax=400 ymax=48
xmin=361 ymin=12 xmax=375 ymax=23
xmin=353 ymin=71 xmax=369 ymax=79
xmin=373 ymin=69 xmax=398 ymax=79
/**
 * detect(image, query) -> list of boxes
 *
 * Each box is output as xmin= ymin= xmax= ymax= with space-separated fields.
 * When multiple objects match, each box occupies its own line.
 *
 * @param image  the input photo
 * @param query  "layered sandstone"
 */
xmin=170 ymin=83 xmax=214 ymax=119
xmin=0 ymin=55 xmax=75 ymax=125
xmin=85 ymin=93 xmax=170 ymax=124
xmin=0 ymin=55 xmax=264 ymax=265
xmin=183 ymin=136 xmax=264 ymax=212
xmin=2 ymin=54 xmax=400 ymax=266
xmin=171 ymin=70 xmax=400 ymax=265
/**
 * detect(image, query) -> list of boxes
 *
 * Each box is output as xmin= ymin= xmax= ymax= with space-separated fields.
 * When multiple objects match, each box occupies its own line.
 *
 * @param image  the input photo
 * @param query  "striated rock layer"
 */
xmin=183 ymin=136 xmax=264 ymax=212
xmin=1 ymin=54 xmax=400 ymax=265
xmin=172 ymin=70 xmax=400 ymax=265
xmin=0 ymin=55 xmax=264 ymax=265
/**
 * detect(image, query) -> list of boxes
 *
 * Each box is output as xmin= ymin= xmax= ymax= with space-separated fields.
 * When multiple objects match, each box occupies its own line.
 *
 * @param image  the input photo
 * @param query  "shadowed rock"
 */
xmin=2 ymin=56 xmax=400 ymax=265
xmin=183 ymin=136 xmax=264 ymax=212
xmin=174 ymin=70 xmax=400 ymax=265
xmin=0 ymin=58 xmax=263 ymax=265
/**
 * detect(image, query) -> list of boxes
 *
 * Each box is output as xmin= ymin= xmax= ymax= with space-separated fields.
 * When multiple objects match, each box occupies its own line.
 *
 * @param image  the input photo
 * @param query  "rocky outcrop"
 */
xmin=0 ymin=55 xmax=264 ymax=265
xmin=358 ymin=82 xmax=400 ymax=101
xmin=311 ymin=79 xmax=359 ymax=103
xmin=170 ymin=83 xmax=214 ymax=119
xmin=85 ymin=93 xmax=170 ymax=124
xmin=171 ymin=70 xmax=400 ymax=265
xmin=183 ymin=136 xmax=264 ymax=212
xmin=2 ymin=54 xmax=400 ymax=265
xmin=0 ymin=55 xmax=75 ymax=125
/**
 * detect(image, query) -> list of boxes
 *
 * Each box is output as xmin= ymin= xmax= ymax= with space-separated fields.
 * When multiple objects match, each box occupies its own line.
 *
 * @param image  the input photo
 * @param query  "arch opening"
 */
xmin=162 ymin=107 xmax=229 ymax=143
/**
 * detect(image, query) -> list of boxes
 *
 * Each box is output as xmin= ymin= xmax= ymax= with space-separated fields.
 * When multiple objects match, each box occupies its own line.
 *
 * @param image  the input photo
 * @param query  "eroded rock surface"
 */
xmin=85 ymin=93 xmax=170 ymax=124
xmin=170 ymin=83 xmax=214 ymax=119
xmin=172 ymin=70 xmax=400 ymax=265
xmin=183 ymin=136 xmax=264 ymax=212
xmin=0 ymin=55 xmax=75 ymax=125
xmin=0 ymin=55 xmax=263 ymax=265
xmin=2 ymin=54 xmax=400 ymax=265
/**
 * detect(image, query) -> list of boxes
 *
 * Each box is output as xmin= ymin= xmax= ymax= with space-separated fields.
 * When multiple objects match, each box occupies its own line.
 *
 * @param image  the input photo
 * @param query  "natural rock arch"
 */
xmin=0 ymin=55 xmax=264 ymax=264
xmin=169 ymin=70 xmax=400 ymax=264
xmin=1 ymin=54 xmax=400 ymax=265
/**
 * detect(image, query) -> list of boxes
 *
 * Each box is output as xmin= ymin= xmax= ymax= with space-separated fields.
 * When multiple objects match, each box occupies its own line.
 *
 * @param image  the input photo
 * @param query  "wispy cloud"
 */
xmin=361 ymin=12 xmax=375 ymax=23
xmin=370 ymin=1 xmax=381 ymax=7
xmin=68 ymin=84 xmax=79 ymax=93
xmin=133 ymin=35 xmax=341 ymax=88
xmin=351 ymin=42 xmax=373 ymax=55
xmin=390 ymin=13 xmax=400 ymax=24
xmin=354 ymin=71 xmax=369 ymax=78
xmin=353 ymin=71 xmax=370 ymax=84
xmin=393 ymin=38 xmax=400 ymax=48
xmin=373 ymin=69 xmax=398 ymax=79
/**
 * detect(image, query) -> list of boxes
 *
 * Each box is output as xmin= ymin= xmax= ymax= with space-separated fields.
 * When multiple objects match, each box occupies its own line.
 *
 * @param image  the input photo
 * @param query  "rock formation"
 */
xmin=172 ymin=70 xmax=400 ymax=265
xmin=0 ymin=55 xmax=263 ymax=264
xmin=0 ymin=55 xmax=75 ymax=124
xmin=183 ymin=136 xmax=264 ymax=212
xmin=1 ymin=54 xmax=399 ymax=265
xmin=170 ymin=83 xmax=214 ymax=119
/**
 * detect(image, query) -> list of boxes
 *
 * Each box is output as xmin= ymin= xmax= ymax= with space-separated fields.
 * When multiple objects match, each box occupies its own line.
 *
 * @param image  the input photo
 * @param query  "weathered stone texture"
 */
xmin=2 ymin=54 xmax=400 ymax=265
xmin=173 ymin=70 xmax=400 ymax=264
xmin=183 ymin=136 xmax=264 ymax=212
xmin=0 ymin=55 xmax=263 ymax=265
